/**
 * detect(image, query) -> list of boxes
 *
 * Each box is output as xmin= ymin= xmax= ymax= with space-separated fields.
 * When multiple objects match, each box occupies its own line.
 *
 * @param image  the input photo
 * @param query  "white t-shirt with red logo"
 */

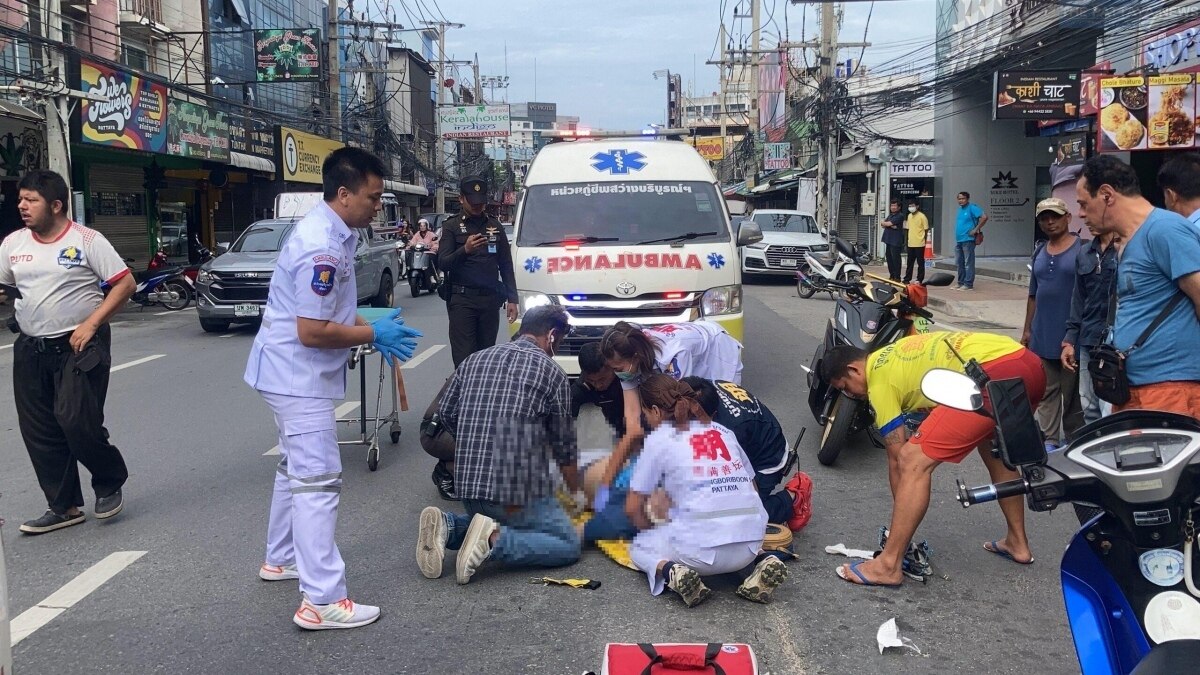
xmin=0 ymin=222 xmax=130 ymax=338
xmin=629 ymin=420 xmax=766 ymax=555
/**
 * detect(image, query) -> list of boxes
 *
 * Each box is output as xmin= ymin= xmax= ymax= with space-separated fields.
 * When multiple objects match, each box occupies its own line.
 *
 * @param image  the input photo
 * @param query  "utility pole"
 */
xmin=43 ymin=0 xmax=70 ymax=178
xmin=749 ymin=0 xmax=760 ymax=136
xmin=816 ymin=1 xmax=836 ymax=239
xmin=328 ymin=0 xmax=341 ymax=135
xmin=718 ymin=23 xmax=728 ymax=178
xmin=473 ymin=53 xmax=482 ymax=102
xmin=424 ymin=20 xmax=465 ymax=213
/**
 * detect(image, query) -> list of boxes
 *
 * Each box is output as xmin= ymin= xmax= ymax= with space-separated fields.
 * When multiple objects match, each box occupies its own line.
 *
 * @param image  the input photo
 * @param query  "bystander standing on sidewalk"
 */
xmin=1076 ymin=156 xmax=1200 ymax=418
xmin=1021 ymin=198 xmax=1083 ymax=446
xmin=903 ymin=200 xmax=929 ymax=284
xmin=954 ymin=192 xmax=988 ymax=291
xmin=1159 ymin=152 xmax=1200 ymax=229
xmin=1062 ymin=220 xmax=1118 ymax=426
xmin=881 ymin=200 xmax=906 ymax=281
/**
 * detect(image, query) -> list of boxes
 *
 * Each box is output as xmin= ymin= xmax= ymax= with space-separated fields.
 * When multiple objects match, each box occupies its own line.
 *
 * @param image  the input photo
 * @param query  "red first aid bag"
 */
xmin=600 ymin=643 xmax=759 ymax=675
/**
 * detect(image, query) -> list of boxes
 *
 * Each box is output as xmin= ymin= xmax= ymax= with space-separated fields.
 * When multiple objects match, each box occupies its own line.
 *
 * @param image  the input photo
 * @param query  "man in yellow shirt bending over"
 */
xmin=820 ymin=332 xmax=1046 ymax=588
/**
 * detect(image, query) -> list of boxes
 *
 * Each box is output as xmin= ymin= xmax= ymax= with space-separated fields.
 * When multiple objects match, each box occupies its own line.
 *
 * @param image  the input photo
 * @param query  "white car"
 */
xmin=739 ymin=209 xmax=830 ymax=277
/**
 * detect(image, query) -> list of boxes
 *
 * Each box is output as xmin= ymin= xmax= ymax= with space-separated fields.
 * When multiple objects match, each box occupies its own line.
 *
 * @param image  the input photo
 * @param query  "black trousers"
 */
xmin=904 ymin=246 xmax=926 ymax=283
xmin=884 ymin=244 xmax=904 ymax=281
xmin=14 ymin=324 xmax=128 ymax=514
xmin=447 ymin=292 xmax=501 ymax=367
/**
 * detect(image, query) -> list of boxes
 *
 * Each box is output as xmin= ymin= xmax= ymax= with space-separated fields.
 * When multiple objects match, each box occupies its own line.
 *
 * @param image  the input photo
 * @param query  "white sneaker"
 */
xmin=456 ymin=513 xmax=497 ymax=585
xmin=666 ymin=563 xmax=712 ymax=608
xmin=259 ymin=563 xmax=299 ymax=581
xmin=293 ymin=596 xmax=380 ymax=630
xmin=417 ymin=506 xmax=449 ymax=579
xmin=736 ymin=557 xmax=790 ymax=604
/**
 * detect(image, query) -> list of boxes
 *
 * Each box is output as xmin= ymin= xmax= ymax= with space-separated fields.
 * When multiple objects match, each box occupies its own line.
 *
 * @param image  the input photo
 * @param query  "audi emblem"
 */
xmin=615 ymin=281 xmax=637 ymax=296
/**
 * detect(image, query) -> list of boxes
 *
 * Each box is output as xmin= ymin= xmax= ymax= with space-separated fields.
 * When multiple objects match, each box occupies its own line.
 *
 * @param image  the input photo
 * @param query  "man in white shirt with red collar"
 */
xmin=0 ymin=169 xmax=135 ymax=535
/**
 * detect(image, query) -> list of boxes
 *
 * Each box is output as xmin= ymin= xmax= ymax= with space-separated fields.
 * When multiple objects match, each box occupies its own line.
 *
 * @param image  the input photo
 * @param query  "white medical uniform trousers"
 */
xmin=630 ymin=522 xmax=759 ymax=596
xmin=260 ymin=391 xmax=347 ymax=604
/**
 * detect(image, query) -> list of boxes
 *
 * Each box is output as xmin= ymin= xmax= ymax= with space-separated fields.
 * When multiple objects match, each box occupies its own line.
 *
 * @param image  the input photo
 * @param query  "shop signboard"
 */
xmin=79 ymin=59 xmax=168 ymax=153
xmin=255 ymin=28 xmax=322 ymax=82
xmin=167 ymin=99 xmax=230 ymax=162
xmin=1079 ymin=61 xmax=1113 ymax=117
xmin=1097 ymin=75 xmax=1197 ymax=152
xmin=278 ymin=126 xmax=344 ymax=184
xmin=888 ymin=162 xmax=935 ymax=178
xmin=438 ymin=105 xmax=511 ymax=139
xmin=985 ymin=165 xmax=1035 ymax=236
xmin=1142 ymin=18 xmax=1200 ymax=74
xmin=229 ymin=117 xmax=276 ymax=160
xmin=693 ymin=136 xmax=725 ymax=160
xmin=993 ymin=70 xmax=1081 ymax=120
xmin=763 ymin=142 xmax=790 ymax=170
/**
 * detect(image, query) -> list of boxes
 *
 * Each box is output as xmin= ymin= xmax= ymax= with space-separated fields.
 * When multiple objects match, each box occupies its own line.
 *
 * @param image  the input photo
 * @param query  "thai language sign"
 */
xmin=255 ymin=28 xmax=321 ymax=82
xmin=167 ymin=100 xmax=230 ymax=162
xmin=79 ymin=59 xmax=168 ymax=153
xmin=438 ymin=104 xmax=511 ymax=139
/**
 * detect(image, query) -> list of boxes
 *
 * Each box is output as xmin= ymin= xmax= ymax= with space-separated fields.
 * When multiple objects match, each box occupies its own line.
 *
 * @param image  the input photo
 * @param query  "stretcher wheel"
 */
xmin=390 ymin=424 xmax=401 ymax=444
xmin=367 ymin=445 xmax=380 ymax=472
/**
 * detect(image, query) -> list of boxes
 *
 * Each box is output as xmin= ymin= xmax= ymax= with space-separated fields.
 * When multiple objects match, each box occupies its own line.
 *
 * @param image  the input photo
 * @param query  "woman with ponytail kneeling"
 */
xmin=627 ymin=375 xmax=788 ymax=608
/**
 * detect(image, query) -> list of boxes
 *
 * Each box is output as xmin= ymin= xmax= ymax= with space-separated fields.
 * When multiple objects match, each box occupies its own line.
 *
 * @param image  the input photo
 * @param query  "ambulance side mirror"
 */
xmin=736 ymin=220 xmax=763 ymax=247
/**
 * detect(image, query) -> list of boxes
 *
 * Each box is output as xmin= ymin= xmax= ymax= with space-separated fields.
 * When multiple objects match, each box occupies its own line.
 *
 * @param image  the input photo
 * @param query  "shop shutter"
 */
xmin=88 ymin=165 xmax=150 ymax=268
xmin=837 ymin=181 xmax=859 ymax=240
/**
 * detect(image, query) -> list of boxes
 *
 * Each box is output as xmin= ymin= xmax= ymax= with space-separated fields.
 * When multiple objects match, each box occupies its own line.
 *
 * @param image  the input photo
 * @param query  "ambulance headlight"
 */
xmin=517 ymin=291 xmax=552 ymax=317
xmin=701 ymin=285 xmax=742 ymax=316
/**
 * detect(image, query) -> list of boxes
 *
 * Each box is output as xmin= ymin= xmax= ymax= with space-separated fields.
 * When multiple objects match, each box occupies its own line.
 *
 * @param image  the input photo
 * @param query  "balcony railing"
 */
xmin=120 ymin=0 xmax=163 ymax=26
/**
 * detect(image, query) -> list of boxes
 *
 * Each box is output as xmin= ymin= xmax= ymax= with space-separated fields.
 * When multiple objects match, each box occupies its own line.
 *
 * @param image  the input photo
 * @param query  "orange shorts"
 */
xmin=911 ymin=348 xmax=1046 ymax=464
xmin=1115 ymin=381 xmax=1200 ymax=419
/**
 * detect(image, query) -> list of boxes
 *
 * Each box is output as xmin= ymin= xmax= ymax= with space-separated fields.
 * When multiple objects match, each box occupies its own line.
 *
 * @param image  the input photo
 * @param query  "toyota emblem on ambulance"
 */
xmin=616 ymin=281 xmax=636 ymax=296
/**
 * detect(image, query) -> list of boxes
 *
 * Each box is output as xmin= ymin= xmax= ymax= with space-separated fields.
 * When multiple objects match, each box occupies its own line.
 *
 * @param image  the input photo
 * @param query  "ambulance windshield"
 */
xmin=517 ymin=181 xmax=729 ymax=246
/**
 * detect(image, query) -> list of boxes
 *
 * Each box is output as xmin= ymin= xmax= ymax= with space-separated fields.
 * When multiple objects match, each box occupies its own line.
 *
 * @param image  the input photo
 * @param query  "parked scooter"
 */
xmin=805 ymin=271 xmax=955 ymax=466
xmin=924 ymin=362 xmax=1200 ymax=674
xmin=179 ymin=237 xmax=215 ymax=300
xmin=796 ymin=236 xmax=865 ymax=299
xmin=121 ymin=250 xmax=190 ymax=311
xmin=405 ymin=243 xmax=440 ymax=297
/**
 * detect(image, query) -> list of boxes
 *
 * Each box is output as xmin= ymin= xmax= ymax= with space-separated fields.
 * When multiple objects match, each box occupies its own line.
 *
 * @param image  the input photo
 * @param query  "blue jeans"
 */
xmin=955 ymin=240 xmax=976 ymax=288
xmin=447 ymin=497 xmax=580 ymax=568
xmin=583 ymin=487 xmax=637 ymax=543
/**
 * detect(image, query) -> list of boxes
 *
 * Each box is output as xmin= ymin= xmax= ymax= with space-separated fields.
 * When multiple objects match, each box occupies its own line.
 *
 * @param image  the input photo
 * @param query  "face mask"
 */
xmin=615 ymin=371 xmax=638 ymax=382
xmin=908 ymin=207 xmax=917 ymax=213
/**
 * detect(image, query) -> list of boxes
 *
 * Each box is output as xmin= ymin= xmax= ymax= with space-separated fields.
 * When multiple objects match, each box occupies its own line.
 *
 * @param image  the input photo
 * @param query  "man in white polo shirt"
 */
xmin=0 ymin=169 xmax=135 ymax=534
xmin=244 ymin=147 xmax=421 ymax=630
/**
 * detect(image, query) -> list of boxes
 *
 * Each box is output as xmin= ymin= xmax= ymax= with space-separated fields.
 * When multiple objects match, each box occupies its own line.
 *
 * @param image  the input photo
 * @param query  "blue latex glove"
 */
xmin=592 ymin=484 xmax=610 ymax=512
xmin=371 ymin=309 xmax=423 ymax=366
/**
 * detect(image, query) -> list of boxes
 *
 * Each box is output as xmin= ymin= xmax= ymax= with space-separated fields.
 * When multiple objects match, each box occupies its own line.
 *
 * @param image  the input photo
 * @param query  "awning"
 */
xmin=0 ymin=99 xmax=43 ymax=125
xmin=385 ymin=179 xmax=429 ymax=197
xmin=749 ymin=168 xmax=805 ymax=194
xmin=230 ymin=152 xmax=274 ymax=173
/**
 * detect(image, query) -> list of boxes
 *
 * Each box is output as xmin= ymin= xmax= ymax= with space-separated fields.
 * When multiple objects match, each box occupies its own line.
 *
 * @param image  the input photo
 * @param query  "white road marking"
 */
xmin=110 ymin=354 xmax=165 ymax=372
xmin=153 ymin=306 xmax=196 ymax=316
xmin=219 ymin=333 xmax=236 ymax=338
xmin=0 ymin=344 xmax=11 ymax=350
xmin=401 ymin=344 xmax=445 ymax=370
xmin=10 ymin=551 xmax=147 ymax=646
xmin=263 ymin=402 xmax=361 ymax=456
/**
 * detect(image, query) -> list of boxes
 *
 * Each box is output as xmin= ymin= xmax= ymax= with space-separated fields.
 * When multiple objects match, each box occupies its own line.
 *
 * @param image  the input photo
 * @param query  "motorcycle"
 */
xmin=796 ymin=236 xmax=865 ymax=299
xmin=179 ymin=237 xmax=215 ymax=300
xmin=805 ymin=270 xmax=955 ymax=466
xmin=405 ymin=243 xmax=440 ymax=297
xmin=923 ymin=363 xmax=1200 ymax=675
xmin=123 ymin=250 xmax=190 ymax=311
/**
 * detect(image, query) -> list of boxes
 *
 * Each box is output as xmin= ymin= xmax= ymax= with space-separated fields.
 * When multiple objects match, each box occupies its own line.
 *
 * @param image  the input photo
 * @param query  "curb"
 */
xmin=931 ymin=260 xmax=1029 ymax=286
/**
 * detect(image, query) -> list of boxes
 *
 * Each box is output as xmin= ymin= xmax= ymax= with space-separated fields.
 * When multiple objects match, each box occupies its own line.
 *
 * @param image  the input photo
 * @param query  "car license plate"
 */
xmin=234 ymin=304 xmax=261 ymax=317
xmin=780 ymin=258 xmax=798 ymax=267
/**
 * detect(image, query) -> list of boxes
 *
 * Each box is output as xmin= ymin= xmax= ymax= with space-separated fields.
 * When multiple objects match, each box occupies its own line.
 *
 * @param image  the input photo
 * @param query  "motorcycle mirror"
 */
xmin=737 ymin=220 xmax=763 ymax=247
xmin=920 ymin=368 xmax=983 ymax=411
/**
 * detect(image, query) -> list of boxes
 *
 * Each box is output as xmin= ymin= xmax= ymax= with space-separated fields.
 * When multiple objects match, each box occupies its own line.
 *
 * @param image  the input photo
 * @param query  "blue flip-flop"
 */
xmin=984 ymin=540 xmax=1034 ymax=565
xmin=837 ymin=560 xmax=902 ymax=588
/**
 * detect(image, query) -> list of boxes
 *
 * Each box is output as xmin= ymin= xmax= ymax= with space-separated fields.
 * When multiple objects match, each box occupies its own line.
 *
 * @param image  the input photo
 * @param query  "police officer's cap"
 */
xmin=459 ymin=177 xmax=488 ymax=206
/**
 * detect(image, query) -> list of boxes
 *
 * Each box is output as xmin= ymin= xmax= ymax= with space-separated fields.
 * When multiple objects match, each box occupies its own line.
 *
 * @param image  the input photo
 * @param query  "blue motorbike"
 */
xmin=922 ymin=366 xmax=1200 ymax=674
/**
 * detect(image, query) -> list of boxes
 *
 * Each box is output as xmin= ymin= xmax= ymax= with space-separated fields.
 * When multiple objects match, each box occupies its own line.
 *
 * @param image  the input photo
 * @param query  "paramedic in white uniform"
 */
xmin=244 ymin=147 xmax=421 ymax=630
xmin=594 ymin=320 xmax=743 ymax=491
xmin=626 ymin=375 xmax=787 ymax=607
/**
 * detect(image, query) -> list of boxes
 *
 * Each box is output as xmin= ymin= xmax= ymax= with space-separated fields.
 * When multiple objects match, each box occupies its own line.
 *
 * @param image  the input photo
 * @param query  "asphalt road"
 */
xmin=1 ymin=280 xmax=1081 ymax=674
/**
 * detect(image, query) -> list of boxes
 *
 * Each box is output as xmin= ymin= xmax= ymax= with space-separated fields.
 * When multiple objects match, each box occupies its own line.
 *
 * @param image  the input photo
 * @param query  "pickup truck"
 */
xmin=194 ymin=218 xmax=400 ymax=333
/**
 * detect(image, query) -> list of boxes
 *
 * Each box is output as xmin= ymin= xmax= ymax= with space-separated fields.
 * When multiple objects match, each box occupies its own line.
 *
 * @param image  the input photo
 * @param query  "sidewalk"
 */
xmin=862 ymin=260 xmax=1029 ymax=330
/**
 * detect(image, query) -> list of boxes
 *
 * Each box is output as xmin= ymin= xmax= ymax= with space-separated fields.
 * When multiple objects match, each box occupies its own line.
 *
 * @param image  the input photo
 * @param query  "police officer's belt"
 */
xmin=450 ymin=285 xmax=496 ymax=297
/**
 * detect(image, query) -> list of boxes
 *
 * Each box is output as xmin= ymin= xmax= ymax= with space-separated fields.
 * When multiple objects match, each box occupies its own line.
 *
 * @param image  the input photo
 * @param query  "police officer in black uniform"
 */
xmin=438 ymin=177 xmax=518 ymax=367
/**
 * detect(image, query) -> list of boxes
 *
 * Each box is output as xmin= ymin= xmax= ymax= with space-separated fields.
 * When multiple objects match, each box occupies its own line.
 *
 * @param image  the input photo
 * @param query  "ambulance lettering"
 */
xmin=543 ymin=252 xmax=702 ymax=275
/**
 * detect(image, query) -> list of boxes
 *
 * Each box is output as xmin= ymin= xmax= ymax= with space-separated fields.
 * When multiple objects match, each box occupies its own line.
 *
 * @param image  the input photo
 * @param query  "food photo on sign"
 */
xmin=1146 ymin=74 xmax=1196 ymax=150
xmin=1098 ymin=77 xmax=1150 ymax=151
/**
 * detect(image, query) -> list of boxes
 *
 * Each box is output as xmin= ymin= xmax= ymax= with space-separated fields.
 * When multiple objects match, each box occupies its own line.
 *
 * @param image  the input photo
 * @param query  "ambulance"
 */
xmin=510 ymin=129 xmax=763 ymax=373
